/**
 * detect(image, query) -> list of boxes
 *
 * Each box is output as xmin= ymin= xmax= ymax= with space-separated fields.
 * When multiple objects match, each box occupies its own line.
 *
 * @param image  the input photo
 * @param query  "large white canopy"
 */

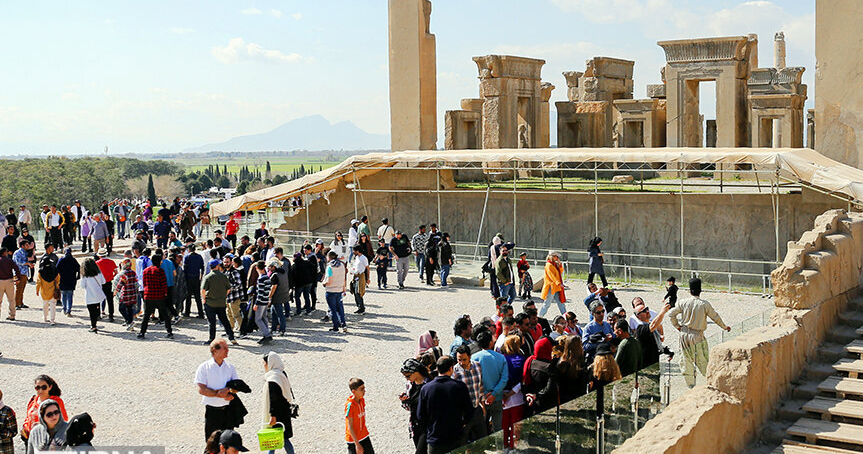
xmin=209 ymin=147 xmax=863 ymax=216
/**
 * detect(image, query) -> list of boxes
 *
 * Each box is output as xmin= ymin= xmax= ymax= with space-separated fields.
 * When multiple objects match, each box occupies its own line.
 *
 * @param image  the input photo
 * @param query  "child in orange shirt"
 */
xmin=345 ymin=378 xmax=373 ymax=454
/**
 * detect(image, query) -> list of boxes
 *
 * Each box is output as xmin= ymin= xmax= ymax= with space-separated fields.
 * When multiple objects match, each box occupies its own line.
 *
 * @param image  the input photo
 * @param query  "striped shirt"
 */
xmin=452 ymin=361 xmax=485 ymax=408
xmin=255 ymin=274 xmax=272 ymax=306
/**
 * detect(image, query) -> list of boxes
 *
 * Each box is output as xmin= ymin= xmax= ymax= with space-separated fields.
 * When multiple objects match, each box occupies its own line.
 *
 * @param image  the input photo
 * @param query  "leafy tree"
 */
xmin=147 ymin=174 xmax=157 ymax=204
xmin=197 ymin=174 xmax=213 ymax=189
xmin=266 ymin=161 xmax=271 ymax=173
xmin=237 ymin=181 xmax=248 ymax=195
xmin=272 ymin=174 xmax=287 ymax=185
xmin=216 ymin=175 xmax=231 ymax=188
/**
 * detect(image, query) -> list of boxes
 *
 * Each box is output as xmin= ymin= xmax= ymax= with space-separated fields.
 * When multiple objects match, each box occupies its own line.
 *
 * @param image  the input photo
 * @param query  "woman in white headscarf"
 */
xmin=263 ymin=351 xmax=295 ymax=454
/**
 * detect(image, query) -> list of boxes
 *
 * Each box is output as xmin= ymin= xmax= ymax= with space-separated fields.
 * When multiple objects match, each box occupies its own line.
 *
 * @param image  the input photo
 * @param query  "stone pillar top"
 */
xmin=657 ymin=35 xmax=752 ymax=62
xmin=562 ymin=71 xmax=583 ymax=88
xmin=540 ymin=82 xmax=555 ymax=102
xmin=473 ymin=55 xmax=546 ymax=80
xmin=584 ymin=57 xmax=634 ymax=79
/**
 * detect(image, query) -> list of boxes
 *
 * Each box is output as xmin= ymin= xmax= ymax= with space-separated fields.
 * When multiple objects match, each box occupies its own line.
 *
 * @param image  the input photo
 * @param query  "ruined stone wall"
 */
xmin=284 ymin=172 xmax=845 ymax=273
xmin=613 ymin=209 xmax=863 ymax=454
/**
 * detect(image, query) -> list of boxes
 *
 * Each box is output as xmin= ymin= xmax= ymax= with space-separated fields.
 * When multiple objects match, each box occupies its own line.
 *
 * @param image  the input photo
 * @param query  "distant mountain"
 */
xmin=185 ymin=115 xmax=390 ymax=152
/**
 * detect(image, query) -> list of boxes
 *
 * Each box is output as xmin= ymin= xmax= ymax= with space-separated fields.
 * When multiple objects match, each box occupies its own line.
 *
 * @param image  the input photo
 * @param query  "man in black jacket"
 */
xmin=417 ymin=356 xmax=474 ymax=454
xmin=438 ymin=233 xmax=453 ymax=288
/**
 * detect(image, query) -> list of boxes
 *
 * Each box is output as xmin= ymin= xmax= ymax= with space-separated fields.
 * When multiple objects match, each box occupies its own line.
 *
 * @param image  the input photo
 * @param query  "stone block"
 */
xmin=647 ymin=84 xmax=666 ymax=99
xmin=612 ymin=175 xmax=635 ymax=184
xmin=612 ymin=387 xmax=744 ymax=454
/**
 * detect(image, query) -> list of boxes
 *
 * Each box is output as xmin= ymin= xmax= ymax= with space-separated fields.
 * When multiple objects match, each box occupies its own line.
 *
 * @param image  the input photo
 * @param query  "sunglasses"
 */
xmin=594 ymin=310 xmax=605 ymax=315
xmin=35 ymin=385 xmax=48 ymax=391
xmin=44 ymin=410 xmax=61 ymax=418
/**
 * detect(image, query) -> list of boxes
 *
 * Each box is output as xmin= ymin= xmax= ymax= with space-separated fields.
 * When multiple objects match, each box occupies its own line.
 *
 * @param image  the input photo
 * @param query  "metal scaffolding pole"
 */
xmin=436 ymin=167 xmax=441 ymax=228
xmin=513 ymin=163 xmax=518 ymax=244
xmin=680 ymin=163 xmax=685 ymax=276
xmin=305 ymin=195 xmax=310 ymax=235
xmin=594 ymin=162 xmax=599 ymax=238
xmin=352 ymin=168 xmax=359 ymax=220
xmin=773 ymin=169 xmax=780 ymax=263
xmin=474 ymin=184 xmax=491 ymax=261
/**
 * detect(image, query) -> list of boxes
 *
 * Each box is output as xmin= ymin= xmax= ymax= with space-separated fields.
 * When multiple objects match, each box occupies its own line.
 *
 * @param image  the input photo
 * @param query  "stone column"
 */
xmin=540 ymin=82 xmax=555 ymax=148
xmin=388 ymin=0 xmax=437 ymax=151
xmin=774 ymin=32 xmax=786 ymax=69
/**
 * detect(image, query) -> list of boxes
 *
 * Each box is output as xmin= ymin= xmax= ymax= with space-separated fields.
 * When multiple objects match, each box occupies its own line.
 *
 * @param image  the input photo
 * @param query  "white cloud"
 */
xmin=291 ymin=12 xmax=303 ymax=21
xmin=170 ymin=27 xmax=195 ymax=35
xmin=211 ymin=37 xmax=307 ymax=64
xmin=550 ymin=0 xmax=670 ymax=24
xmin=104 ymin=18 xmax=114 ymax=25
xmin=268 ymin=9 xmax=283 ymax=18
xmin=241 ymin=8 xmax=262 ymax=15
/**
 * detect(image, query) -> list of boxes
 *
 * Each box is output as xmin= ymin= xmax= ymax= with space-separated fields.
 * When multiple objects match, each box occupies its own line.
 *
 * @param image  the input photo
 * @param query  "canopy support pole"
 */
xmin=680 ymin=162 xmax=685 ymax=277
xmin=305 ymin=195 xmax=310 ymax=235
xmin=513 ymin=163 xmax=518 ymax=245
xmin=436 ymin=167 xmax=441 ymax=228
xmin=352 ymin=168 xmax=359 ymax=220
xmin=474 ymin=184 xmax=491 ymax=262
xmin=773 ymin=169 xmax=780 ymax=264
xmin=594 ymin=162 xmax=599 ymax=238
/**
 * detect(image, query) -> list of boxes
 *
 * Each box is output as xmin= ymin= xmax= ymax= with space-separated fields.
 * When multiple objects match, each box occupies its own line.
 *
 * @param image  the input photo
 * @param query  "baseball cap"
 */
xmin=218 ymin=430 xmax=248 ymax=452
xmin=612 ymin=307 xmax=625 ymax=316
xmin=208 ymin=259 xmax=222 ymax=269
xmin=224 ymin=253 xmax=235 ymax=259
xmin=350 ymin=218 xmax=358 ymax=224
xmin=315 ymin=239 xmax=323 ymax=245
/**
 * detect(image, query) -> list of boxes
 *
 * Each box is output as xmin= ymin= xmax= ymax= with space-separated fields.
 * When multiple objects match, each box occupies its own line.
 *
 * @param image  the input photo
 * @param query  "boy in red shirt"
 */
xmin=345 ymin=378 xmax=373 ymax=454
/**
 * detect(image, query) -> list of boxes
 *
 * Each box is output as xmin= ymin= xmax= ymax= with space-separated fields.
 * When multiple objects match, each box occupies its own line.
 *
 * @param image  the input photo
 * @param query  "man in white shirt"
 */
xmin=44 ymin=205 xmax=64 ymax=247
xmin=194 ymin=338 xmax=240 ymax=441
xmin=376 ymin=217 xmax=395 ymax=244
xmin=17 ymin=205 xmax=32 ymax=232
xmin=349 ymin=245 xmax=369 ymax=315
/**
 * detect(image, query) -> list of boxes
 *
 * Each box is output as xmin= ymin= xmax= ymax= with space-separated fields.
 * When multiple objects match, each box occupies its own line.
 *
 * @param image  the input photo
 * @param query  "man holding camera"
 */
xmin=667 ymin=278 xmax=730 ymax=388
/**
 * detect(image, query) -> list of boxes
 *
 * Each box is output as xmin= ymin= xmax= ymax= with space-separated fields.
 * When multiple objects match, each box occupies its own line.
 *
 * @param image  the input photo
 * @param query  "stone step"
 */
xmin=828 ymin=326 xmax=859 ymax=345
xmin=793 ymin=381 xmax=821 ymax=401
xmin=807 ymin=363 xmax=839 ymax=382
xmin=803 ymin=396 xmax=863 ymax=421
xmin=774 ymin=440 xmax=863 ymax=453
xmin=820 ymin=342 xmax=851 ymax=363
xmin=844 ymin=340 xmax=863 ymax=358
xmin=786 ymin=418 xmax=863 ymax=447
xmin=777 ymin=399 xmax=811 ymax=422
xmin=758 ymin=419 xmax=796 ymax=446
xmin=818 ymin=376 xmax=863 ymax=399
xmin=855 ymin=326 xmax=863 ymax=338
xmin=834 ymin=358 xmax=863 ymax=379
xmin=839 ymin=311 xmax=863 ymax=328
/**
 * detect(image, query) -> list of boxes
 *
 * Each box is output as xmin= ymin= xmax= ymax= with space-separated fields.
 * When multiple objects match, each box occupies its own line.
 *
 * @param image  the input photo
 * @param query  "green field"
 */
xmin=169 ymin=156 xmax=345 ymax=175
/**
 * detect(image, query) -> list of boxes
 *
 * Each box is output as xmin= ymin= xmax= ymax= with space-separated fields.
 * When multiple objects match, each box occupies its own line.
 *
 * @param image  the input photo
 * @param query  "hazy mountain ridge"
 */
xmin=185 ymin=115 xmax=390 ymax=152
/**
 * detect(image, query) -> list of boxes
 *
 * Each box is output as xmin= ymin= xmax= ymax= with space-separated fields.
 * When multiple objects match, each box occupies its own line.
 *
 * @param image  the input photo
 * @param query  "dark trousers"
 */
xmin=204 ymin=405 xmax=234 ymax=441
xmin=427 ymin=438 xmax=465 ymax=454
xmin=119 ymin=303 xmax=134 ymax=324
xmin=140 ymin=298 xmax=172 ymax=335
xmin=465 ymin=405 xmax=488 ymax=442
xmin=347 ymin=438 xmax=374 ymax=454
xmin=588 ymin=273 xmax=608 ymax=287
xmin=185 ymin=277 xmax=203 ymax=316
xmin=376 ymin=268 xmax=387 ymax=287
xmin=294 ymin=283 xmax=312 ymax=314
xmin=205 ymin=304 xmax=234 ymax=341
xmin=310 ymin=280 xmax=318 ymax=309
xmin=156 ymin=237 xmax=167 ymax=249
xmin=101 ymin=282 xmax=114 ymax=317
xmin=425 ymin=259 xmax=437 ymax=285
xmin=86 ymin=303 xmax=100 ymax=329
xmin=48 ymin=227 xmax=62 ymax=247
xmin=165 ymin=286 xmax=178 ymax=317
xmin=62 ymin=227 xmax=74 ymax=246
xmin=412 ymin=431 xmax=427 ymax=454
xmin=81 ymin=236 xmax=91 ymax=253
xmin=226 ymin=234 xmax=237 ymax=250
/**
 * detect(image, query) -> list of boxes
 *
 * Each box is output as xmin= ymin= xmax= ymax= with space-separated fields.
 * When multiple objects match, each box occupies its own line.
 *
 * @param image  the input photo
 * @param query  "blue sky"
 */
xmin=0 ymin=0 xmax=815 ymax=154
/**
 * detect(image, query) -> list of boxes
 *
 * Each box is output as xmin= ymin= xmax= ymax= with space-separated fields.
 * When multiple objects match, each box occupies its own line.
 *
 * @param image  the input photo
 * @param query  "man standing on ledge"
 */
xmin=667 ymin=278 xmax=730 ymax=388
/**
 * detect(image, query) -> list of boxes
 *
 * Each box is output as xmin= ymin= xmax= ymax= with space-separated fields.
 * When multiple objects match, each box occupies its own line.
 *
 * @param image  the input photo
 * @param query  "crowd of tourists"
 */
xmin=0 ymin=202 xmax=733 ymax=453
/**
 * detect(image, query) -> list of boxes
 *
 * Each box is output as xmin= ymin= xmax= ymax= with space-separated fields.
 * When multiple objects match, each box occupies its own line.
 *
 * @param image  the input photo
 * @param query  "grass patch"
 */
xmin=170 ymin=156 xmax=344 ymax=175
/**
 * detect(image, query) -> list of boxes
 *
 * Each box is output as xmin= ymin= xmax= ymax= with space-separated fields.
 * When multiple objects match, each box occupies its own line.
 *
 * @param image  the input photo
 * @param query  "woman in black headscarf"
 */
xmin=399 ymin=358 xmax=430 ymax=454
xmin=66 ymin=413 xmax=96 ymax=450
xmin=587 ymin=237 xmax=607 ymax=287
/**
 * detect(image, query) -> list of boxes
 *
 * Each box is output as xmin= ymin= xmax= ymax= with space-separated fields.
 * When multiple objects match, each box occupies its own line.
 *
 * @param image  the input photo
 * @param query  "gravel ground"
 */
xmin=0 ymin=265 xmax=774 ymax=454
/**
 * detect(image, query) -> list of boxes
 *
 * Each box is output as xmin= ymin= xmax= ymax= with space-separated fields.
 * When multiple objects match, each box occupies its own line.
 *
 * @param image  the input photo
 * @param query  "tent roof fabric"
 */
xmin=209 ymin=147 xmax=863 ymax=216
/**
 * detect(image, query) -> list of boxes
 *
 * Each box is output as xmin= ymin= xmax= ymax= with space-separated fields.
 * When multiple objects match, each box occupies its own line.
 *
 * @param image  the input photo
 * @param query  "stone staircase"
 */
xmin=748 ymin=297 xmax=863 ymax=453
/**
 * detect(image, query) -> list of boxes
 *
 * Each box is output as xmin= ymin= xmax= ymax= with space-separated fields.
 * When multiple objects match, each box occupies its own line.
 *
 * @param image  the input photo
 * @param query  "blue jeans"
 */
xmin=325 ymin=292 xmax=346 ymax=329
xmin=117 ymin=220 xmax=126 ymax=238
xmin=60 ymin=290 xmax=74 ymax=314
xmin=440 ymin=264 xmax=451 ymax=286
xmin=540 ymin=291 xmax=566 ymax=317
xmin=270 ymin=301 xmax=286 ymax=333
xmin=498 ymin=283 xmax=515 ymax=304
xmin=415 ymin=253 xmax=425 ymax=276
